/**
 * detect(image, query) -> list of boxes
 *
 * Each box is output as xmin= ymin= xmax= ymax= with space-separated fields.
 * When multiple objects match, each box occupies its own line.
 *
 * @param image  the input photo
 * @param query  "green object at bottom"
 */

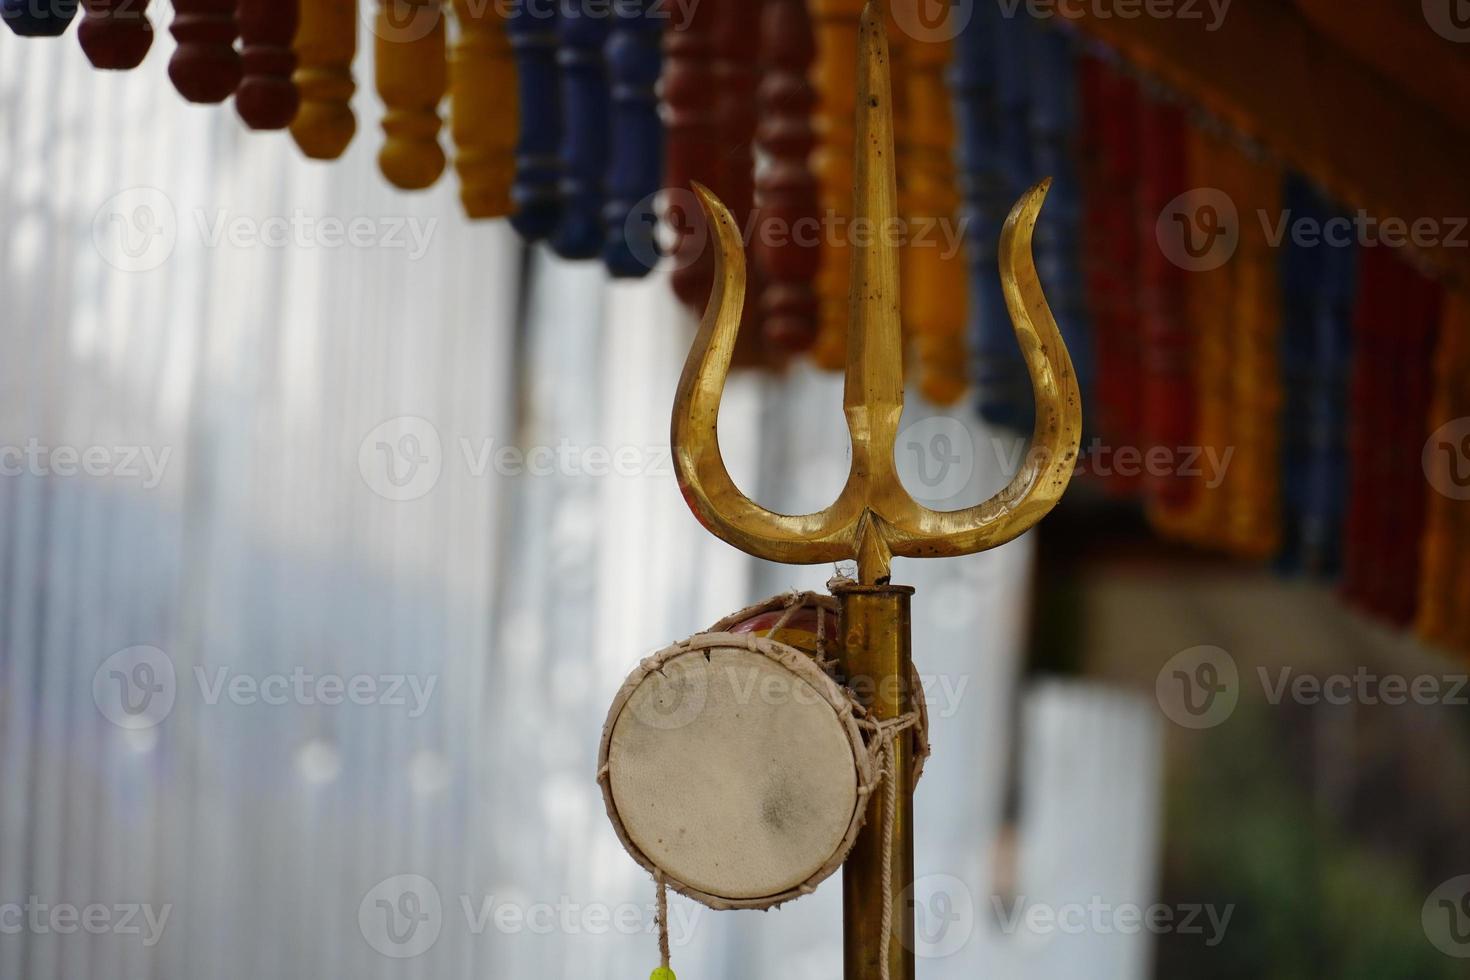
xmin=650 ymin=969 xmax=676 ymax=980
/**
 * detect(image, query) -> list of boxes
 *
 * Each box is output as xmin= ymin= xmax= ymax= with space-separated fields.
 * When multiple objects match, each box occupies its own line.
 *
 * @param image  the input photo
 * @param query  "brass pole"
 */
xmin=835 ymin=581 xmax=915 ymax=980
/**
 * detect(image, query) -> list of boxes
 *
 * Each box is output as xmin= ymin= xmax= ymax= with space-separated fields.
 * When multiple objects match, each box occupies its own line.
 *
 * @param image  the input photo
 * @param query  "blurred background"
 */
xmin=0 ymin=0 xmax=1468 ymax=978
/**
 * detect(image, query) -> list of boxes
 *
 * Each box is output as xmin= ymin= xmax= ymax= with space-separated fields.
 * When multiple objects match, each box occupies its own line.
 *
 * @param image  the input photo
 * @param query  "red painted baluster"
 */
xmin=752 ymin=0 xmax=819 ymax=354
xmin=663 ymin=0 xmax=720 ymax=311
xmin=79 ymin=0 xmax=154 ymax=70
xmin=236 ymin=0 xmax=300 ymax=130
xmin=169 ymin=0 xmax=241 ymax=103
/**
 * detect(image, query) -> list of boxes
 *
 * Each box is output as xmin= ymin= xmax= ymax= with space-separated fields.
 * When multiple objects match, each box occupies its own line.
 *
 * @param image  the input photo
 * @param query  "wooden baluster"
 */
xmin=899 ymin=27 xmax=966 ymax=404
xmin=1027 ymin=28 xmax=1087 ymax=407
xmin=752 ymin=0 xmax=818 ymax=351
xmin=3 ymin=0 xmax=77 ymax=37
xmin=809 ymin=0 xmax=862 ymax=369
xmin=551 ymin=1 xmax=610 ymax=259
xmin=236 ymin=0 xmax=299 ymax=128
xmin=714 ymin=0 xmax=766 ymax=366
xmin=291 ymin=0 xmax=357 ymax=159
xmin=451 ymin=0 xmax=515 ymax=217
xmin=952 ymin=4 xmax=1027 ymax=427
xmin=1223 ymin=147 xmax=1283 ymax=561
xmin=601 ymin=0 xmax=662 ymax=277
xmin=376 ymin=0 xmax=446 ymax=189
xmin=169 ymin=0 xmax=240 ymax=103
xmin=1078 ymin=53 xmax=1142 ymax=497
xmin=508 ymin=0 xmax=560 ymax=238
xmin=78 ymin=0 xmax=153 ymax=69
xmin=1135 ymin=96 xmax=1193 ymax=516
xmin=662 ymin=0 xmax=719 ymax=306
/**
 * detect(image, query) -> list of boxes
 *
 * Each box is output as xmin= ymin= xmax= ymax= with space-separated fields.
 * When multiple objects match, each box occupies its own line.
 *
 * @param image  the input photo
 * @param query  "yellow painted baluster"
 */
xmin=451 ymin=0 xmax=516 ymax=218
xmin=1418 ymin=290 xmax=1470 ymax=655
xmin=292 ymin=0 xmax=358 ymax=160
xmin=1224 ymin=147 xmax=1282 ymax=560
xmin=376 ymin=0 xmax=447 ymax=190
xmin=809 ymin=0 xmax=863 ymax=370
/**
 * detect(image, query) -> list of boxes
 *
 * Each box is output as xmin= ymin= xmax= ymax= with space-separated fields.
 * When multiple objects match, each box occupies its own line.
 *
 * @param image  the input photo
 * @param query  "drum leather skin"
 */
xmin=606 ymin=645 xmax=861 ymax=902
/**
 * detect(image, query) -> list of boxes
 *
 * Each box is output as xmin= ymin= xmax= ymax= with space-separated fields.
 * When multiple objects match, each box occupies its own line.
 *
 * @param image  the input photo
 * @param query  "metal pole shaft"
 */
xmin=835 ymin=581 xmax=915 ymax=980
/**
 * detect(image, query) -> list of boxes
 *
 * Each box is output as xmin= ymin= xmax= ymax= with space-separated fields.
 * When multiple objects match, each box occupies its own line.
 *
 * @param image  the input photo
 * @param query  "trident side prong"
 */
xmin=671 ymin=1 xmax=1082 ymax=586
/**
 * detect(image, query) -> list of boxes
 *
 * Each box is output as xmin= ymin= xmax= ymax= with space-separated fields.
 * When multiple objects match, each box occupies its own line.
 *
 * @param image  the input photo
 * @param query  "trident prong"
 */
xmin=671 ymin=0 xmax=1082 ymax=585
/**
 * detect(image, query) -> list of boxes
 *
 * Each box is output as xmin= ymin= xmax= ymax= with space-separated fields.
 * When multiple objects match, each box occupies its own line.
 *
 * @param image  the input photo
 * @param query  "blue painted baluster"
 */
xmin=1027 ymin=27 xmax=1092 ymax=414
xmin=952 ymin=4 xmax=1030 ymax=431
xmin=508 ymin=0 xmax=562 ymax=241
xmin=551 ymin=0 xmax=610 ymax=260
xmin=3 ymin=0 xmax=76 ymax=36
xmin=601 ymin=0 xmax=662 ymax=277
xmin=1277 ymin=173 xmax=1357 ymax=576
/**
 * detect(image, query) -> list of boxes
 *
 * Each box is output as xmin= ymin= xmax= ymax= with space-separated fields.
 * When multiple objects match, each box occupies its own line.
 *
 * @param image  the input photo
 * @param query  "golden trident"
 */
xmin=669 ymin=1 xmax=1082 ymax=975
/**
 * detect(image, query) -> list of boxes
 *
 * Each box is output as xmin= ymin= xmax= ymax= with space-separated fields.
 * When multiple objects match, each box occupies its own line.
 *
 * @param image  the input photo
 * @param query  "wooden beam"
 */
xmin=1294 ymin=0 xmax=1470 ymax=135
xmin=1066 ymin=0 xmax=1470 ymax=285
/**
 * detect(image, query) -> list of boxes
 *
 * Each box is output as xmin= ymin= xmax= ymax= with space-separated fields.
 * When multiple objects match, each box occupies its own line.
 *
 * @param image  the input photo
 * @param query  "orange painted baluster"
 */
xmin=376 ymin=0 xmax=446 ymax=189
xmin=451 ymin=0 xmax=515 ymax=217
xmin=809 ymin=0 xmax=863 ymax=369
xmin=291 ymin=0 xmax=357 ymax=159
xmin=896 ymin=26 xmax=966 ymax=404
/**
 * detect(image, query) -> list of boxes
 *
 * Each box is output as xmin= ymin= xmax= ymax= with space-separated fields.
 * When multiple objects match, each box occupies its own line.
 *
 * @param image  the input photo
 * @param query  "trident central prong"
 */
xmin=671 ymin=0 xmax=1082 ymax=586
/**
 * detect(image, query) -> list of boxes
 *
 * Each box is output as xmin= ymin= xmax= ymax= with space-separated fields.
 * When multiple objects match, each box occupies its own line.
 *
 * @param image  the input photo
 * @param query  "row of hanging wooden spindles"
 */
xmin=2 ymin=0 xmax=976 ymax=400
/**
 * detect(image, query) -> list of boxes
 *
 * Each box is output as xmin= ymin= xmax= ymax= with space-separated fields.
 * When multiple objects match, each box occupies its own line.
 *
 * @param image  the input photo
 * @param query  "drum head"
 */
xmin=604 ymin=638 xmax=864 ymax=904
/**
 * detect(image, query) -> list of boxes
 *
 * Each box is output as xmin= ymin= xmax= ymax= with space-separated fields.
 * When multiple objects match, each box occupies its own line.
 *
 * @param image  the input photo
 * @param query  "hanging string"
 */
xmin=865 ymin=712 xmax=921 ymax=980
xmin=652 ymin=871 xmax=674 ymax=980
